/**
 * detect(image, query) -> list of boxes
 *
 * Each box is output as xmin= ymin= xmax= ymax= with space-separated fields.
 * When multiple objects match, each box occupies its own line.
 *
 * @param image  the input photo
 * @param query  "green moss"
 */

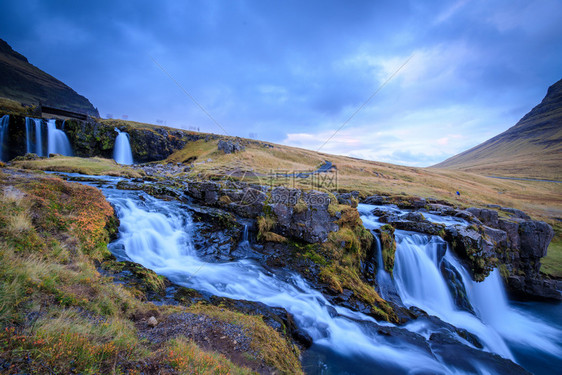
xmin=499 ymin=264 xmax=510 ymax=279
xmin=379 ymin=226 xmax=396 ymax=275
xmin=293 ymin=198 xmax=308 ymax=214
xmin=542 ymin=233 xmax=562 ymax=278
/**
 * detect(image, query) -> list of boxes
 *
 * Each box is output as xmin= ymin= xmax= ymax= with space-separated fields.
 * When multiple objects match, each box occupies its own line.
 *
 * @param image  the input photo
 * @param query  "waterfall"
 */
xmin=114 ymin=129 xmax=133 ymax=165
xmin=47 ymin=119 xmax=73 ymax=156
xmin=0 ymin=115 xmax=8 ymax=161
xmin=373 ymin=235 xmax=393 ymax=300
xmin=35 ymin=118 xmax=43 ymax=156
xmin=99 ymin=188 xmax=450 ymax=374
xmin=24 ymin=118 xmax=72 ymax=157
xmin=359 ymin=204 xmax=562 ymax=371
xmin=25 ymin=117 xmax=45 ymax=156
xmin=393 ymin=232 xmax=562 ymax=360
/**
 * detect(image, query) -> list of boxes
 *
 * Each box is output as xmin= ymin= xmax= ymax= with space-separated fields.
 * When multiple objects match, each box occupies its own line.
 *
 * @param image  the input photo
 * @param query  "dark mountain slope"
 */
xmin=433 ymin=79 xmax=562 ymax=181
xmin=0 ymin=38 xmax=99 ymax=117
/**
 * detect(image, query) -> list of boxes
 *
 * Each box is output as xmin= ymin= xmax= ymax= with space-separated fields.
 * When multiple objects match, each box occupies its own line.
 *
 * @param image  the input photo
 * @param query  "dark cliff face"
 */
xmin=62 ymin=119 xmax=200 ymax=162
xmin=0 ymin=113 xmax=205 ymax=163
xmin=0 ymin=39 xmax=99 ymax=117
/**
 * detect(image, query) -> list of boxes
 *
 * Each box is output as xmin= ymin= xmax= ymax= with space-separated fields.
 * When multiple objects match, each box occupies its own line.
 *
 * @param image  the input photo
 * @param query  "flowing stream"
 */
xmin=64 ymin=175 xmax=562 ymax=374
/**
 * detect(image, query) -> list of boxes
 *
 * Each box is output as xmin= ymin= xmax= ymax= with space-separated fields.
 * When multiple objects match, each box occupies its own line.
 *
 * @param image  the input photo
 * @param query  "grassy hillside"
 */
xmin=433 ymin=79 xmax=562 ymax=181
xmin=0 ymin=39 xmax=99 ymax=117
xmin=0 ymin=170 xmax=302 ymax=374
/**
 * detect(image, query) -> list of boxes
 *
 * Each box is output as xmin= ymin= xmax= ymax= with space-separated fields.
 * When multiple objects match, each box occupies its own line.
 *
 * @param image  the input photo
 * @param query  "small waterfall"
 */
xmin=114 ymin=128 xmax=133 ymax=165
xmin=393 ymin=230 xmax=562 ymax=363
xmin=373 ymin=235 xmax=393 ymax=299
xmin=359 ymin=204 xmax=562 ymax=371
xmin=47 ymin=119 xmax=73 ymax=156
xmin=0 ymin=115 xmax=8 ymax=161
xmin=25 ymin=117 xmax=46 ymax=156
xmin=35 ymin=118 xmax=43 ymax=156
xmin=24 ymin=118 xmax=73 ymax=157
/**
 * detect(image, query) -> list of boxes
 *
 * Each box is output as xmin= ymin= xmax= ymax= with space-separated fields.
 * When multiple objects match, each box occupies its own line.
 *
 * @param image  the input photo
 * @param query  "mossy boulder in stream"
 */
xmin=378 ymin=224 xmax=397 ymax=275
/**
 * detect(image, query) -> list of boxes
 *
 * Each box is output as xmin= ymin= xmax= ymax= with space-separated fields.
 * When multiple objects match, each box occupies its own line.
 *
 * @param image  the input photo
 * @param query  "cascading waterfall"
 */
xmin=113 ymin=128 xmax=133 ymax=165
xmin=35 ymin=118 xmax=43 ymax=156
xmin=25 ymin=117 xmax=33 ymax=154
xmin=394 ymin=233 xmax=514 ymax=359
xmin=24 ymin=117 xmax=73 ymax=157
xmin=25 ymin=117 xmax=45 ymax=155
xmin=95 ymin=184 xmax=452 ymax=375
xmin=0 ymin=115 xmax=9 ymax=161
xmin=47 ymin=119 xmax=73 ymax=156
xmin=373 ymin=235 xmax=393 ymax=300
xmin=359 ymin=203 xmax=562 ymax=373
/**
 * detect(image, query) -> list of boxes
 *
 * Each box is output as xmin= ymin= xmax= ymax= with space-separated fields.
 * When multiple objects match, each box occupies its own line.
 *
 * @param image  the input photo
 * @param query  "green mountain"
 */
xmin=433 ymin=79 xmax=562 ymax=181
xmin=0 ymin=38 xmax=99 ymax=117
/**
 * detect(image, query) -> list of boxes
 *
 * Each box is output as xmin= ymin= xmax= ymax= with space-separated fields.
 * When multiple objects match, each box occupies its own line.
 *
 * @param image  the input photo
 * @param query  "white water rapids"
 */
xmin=108 ymin=190 xmax=447 ymax=374
xmin=65 ymin=176 xmax=562 ymax=374
xmin=359 ymin=204 xmax=562 ymax=374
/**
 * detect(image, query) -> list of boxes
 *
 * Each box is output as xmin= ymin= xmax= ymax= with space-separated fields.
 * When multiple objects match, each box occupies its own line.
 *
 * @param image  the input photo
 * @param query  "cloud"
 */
xmin=0 ymin=0 xmax=561 ymax=167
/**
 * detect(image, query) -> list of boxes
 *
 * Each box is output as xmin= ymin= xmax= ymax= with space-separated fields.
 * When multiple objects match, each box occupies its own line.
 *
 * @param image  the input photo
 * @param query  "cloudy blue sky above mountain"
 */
xmin=1 ymin=0 xmax=561 ymax=166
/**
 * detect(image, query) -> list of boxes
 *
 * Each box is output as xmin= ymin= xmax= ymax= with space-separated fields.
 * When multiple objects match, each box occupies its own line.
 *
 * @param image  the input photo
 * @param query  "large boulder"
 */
xmin=362 ymin=195 xmax=387 ymax=205
xmin=497 ymin=219 xmax=521 ymax=251
xmin=336 ymin=191 xmax=359 ymax=207
xmin=444 ymin=225 xmax=497 ymax=281
xmin=270 ymin=187 xmax=338 ymax=243
xmin=218 ymin=139 xmax=245 ymax=154
xmin=501 ymin=207 xmax=531 ymax=220
xmin=518 ymin=220 xmax=554 ymax=259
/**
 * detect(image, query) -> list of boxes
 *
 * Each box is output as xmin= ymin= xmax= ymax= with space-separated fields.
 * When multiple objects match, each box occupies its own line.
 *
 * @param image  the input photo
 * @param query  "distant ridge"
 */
xmin=433 ymin=79 xmax=562 ymax=181
xmin=0 ymin=39 xmax=99 ymax=117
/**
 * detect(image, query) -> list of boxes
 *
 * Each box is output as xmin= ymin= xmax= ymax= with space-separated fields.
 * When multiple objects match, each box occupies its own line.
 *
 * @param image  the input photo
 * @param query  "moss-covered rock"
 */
xmin=445 ymin=224 xmax=497 ymax=282
xmin=378 ymin=224 xmax=397 ymax=275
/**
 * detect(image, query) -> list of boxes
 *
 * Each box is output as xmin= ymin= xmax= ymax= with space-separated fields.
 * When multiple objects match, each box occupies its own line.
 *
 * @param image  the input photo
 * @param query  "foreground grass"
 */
xmin=10 ymin=155 xmax=143 ymax=178
xmin=0 ymin=171 xmax=301 ymax=374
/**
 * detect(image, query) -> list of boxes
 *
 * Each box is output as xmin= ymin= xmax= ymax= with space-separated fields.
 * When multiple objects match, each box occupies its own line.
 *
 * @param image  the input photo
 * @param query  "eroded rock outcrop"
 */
xmin=218 ymin=139 xmax=245 ymax=154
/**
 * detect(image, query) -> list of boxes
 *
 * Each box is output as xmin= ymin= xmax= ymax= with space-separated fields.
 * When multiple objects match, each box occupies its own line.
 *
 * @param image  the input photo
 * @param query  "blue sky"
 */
xmin=1 ymin=0 xmax=561 ymax=166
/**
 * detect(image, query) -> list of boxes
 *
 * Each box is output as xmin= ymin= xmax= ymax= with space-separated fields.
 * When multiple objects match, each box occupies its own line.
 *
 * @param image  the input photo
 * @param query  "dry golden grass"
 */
xmin=173 ymin=141 xmax=561 ymax=223
xmin=0 ymin=97 xmax=34 ymax=116
xmin=166 ymin=139 xmax=220 ymax=164
xmin=10 ymin=155 xmax=143 ymax=178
